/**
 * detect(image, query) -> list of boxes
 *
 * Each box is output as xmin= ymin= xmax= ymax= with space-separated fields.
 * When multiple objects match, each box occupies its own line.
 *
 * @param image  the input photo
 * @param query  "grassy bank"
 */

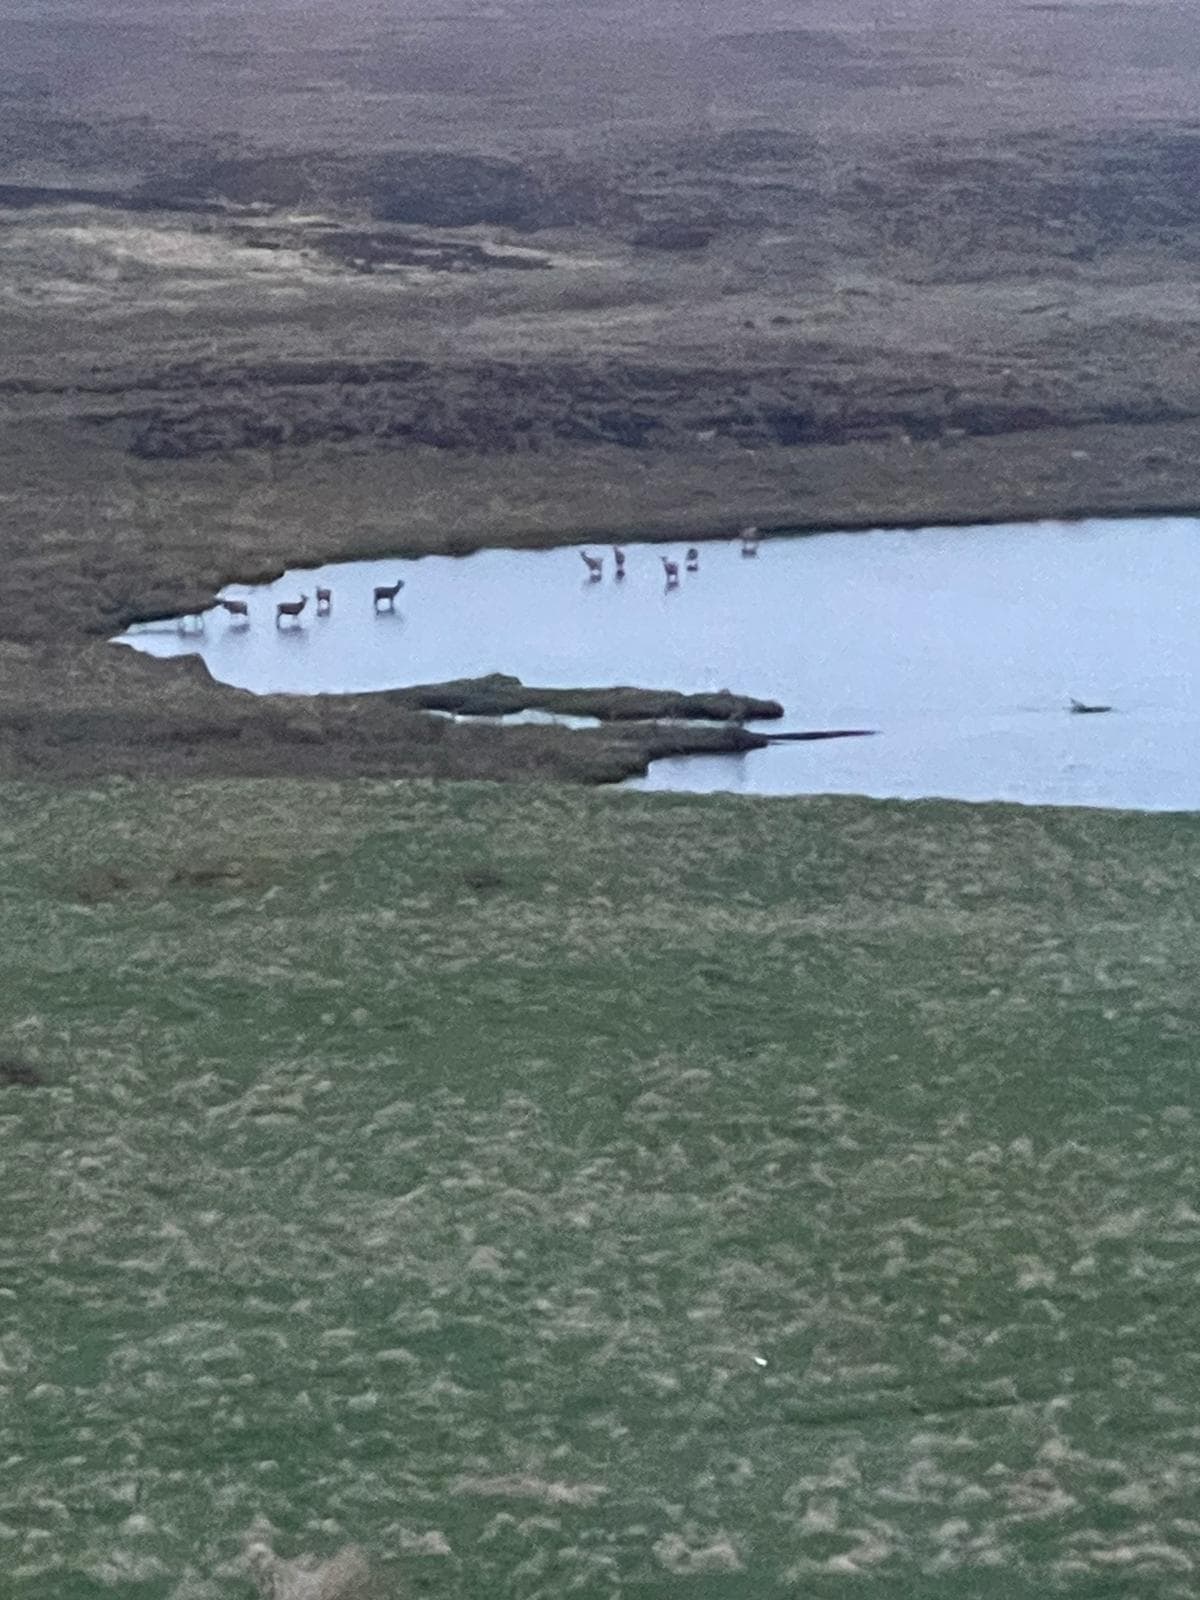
xmin=3 ymin=779 xmax=1200 ymax=1597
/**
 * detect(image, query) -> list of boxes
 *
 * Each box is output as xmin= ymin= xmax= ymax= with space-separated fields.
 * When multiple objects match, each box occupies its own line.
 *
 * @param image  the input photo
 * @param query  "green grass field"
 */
xmin=3 ymin=778 xmax=1200 ymax=1597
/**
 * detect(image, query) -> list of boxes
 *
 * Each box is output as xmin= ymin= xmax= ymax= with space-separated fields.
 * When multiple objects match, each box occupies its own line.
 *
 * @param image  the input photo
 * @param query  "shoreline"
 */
xmin=117 ymin=487 xmax=1200 ymax=634
xmin=76 ymin=413 xmax=1200 ymax=635
xmin=8 ymin=414 xmax=1200 ymax=787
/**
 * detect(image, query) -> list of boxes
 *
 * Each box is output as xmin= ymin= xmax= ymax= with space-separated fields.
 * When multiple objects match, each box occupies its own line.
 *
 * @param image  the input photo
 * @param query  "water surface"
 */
xmin=117 ymin=516 xmax=1200 ymax=809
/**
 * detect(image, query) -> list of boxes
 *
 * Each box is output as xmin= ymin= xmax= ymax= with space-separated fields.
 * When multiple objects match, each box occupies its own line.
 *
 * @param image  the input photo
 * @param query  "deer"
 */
xmin=612 ymin=546 xmax=626 ymax=578
xmin=661 ymin=556 xmax=680 ymax=587
xmin=217 ymin=598 xmax=249 ymax=621
xmin=275 ymin=594 xmax=308 ymax=627
xmin=580 ymin=550 xmax=603 ymax=581
xmin=685 ymin=546 xmax=699 ymax=572
xmin=740 ymin=524 xmax=760 ymax=557
xmin=373 ymin=577 xmax=405 ymax=609
xmin=315 ymin=586 xmax=332 ymax=615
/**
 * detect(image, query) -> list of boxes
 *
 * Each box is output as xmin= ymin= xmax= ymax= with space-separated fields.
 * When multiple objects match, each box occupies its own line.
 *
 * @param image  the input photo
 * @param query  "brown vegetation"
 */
xmin=3 ymin=0 xmax=1200 ymax=781
xmin=386 ymin=674 xmax=782 ymax=723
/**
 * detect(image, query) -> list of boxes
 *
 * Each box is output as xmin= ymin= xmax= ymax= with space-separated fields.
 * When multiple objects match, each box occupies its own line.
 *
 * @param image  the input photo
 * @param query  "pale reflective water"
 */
xmin=117 ymin=516 xmax=1200 ymax=809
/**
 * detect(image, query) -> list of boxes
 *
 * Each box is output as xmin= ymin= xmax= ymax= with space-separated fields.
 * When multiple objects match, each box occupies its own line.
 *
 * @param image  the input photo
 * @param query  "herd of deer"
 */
xmin=197 ymin=576 xmax=406 ymax=630
xmin=188 ymin=528 xmax=763 ymax=633
xmin=583 ymin=526 xmax=761 ymax=587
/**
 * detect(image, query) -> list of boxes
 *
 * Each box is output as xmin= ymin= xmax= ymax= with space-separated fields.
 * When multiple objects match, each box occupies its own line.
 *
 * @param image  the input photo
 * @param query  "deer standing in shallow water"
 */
xmin=740 ymin=525 xmax=760 ymax=557
xmin=685 ymin=546 xmax=699 ymax=572
xmin=580 ymin=551 xmax=603 ymax=581
xmin=661 ymin=556 xmax=680 ymax=587
xmin=275 ymin=595 xmax=308 ymax=627
xmin=315 ymin=587 xmax=332 ymax=615
xmin=373 ymin=577 xmax=405 ymax=609
xmin=612 ymin=546 xmax=626 ymax=578
xmin=217 ymin=598 xmax=249 ymax=622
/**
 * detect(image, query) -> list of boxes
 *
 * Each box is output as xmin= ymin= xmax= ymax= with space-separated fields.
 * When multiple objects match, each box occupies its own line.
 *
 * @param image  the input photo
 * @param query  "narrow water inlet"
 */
xmin=114 ymin=517 xmax=1200 ymax=809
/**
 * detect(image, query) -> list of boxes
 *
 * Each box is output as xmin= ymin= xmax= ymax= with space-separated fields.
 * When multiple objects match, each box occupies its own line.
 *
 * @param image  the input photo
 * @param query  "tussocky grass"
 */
xmin=2 ymin=779 xmax=1200 ymax=1596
